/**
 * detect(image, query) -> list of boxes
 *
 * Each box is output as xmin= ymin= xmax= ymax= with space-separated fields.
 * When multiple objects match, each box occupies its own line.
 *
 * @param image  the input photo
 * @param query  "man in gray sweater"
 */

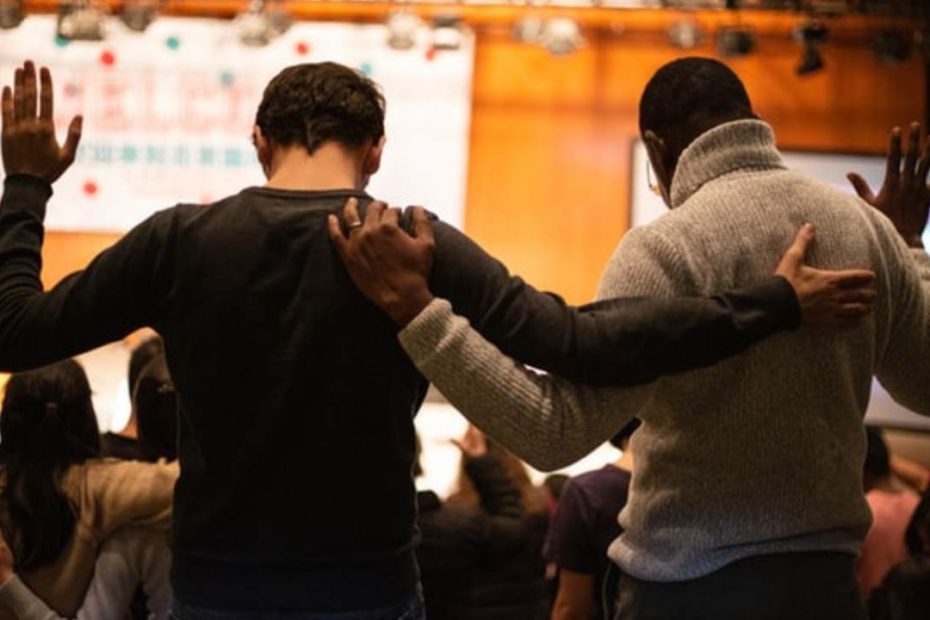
xmin=330 ymin=58 xmax=930 ymax=618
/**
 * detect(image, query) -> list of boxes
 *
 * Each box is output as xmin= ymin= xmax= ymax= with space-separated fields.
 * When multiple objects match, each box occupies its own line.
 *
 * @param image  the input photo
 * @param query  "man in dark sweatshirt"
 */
xmin=0 ymin=60 xmax=874 ymax=618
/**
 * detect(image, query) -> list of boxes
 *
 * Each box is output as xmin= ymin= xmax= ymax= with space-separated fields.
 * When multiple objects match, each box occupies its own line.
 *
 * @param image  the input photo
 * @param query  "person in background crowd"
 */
xmin=445 ymin=429 xmax=550 ymax=620
xmin=0 ymin=355 xmax=179 ymax=620
xmin=869 ymin=488 xmax=930 ymax=620
xmin=134 ymin=354 xmax=178 ymax=463
xmin=415 ymin=428 xmax=525 ymax=620
xmin=542 ymin=475 xmax=570 ymax=513
xmin=0 ymin=59 xmax=875 ymax=619
xmin=0 ymin=360 xmax=176 ymax=619
xmin=329 ymin=57 xmax=930 ymax=619
xmin=858 ymin=427 xmax=921 ymax=598
xmin=546 ymin=419 xmax=640 ymax=620
xmin=890 ymin=454 xmax=930 ymax=495
xmin=100 ymin=336 xmax=164 ymax=462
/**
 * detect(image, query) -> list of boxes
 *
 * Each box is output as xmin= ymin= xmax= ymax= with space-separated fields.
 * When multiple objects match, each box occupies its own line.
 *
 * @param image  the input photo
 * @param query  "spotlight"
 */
xmin=0 ymin=0 xmax=24 ymax=30
xmin=431 ymin=15 xmax=463 ymax=52
xmin=539 ymin=18 xmax=582 ymax=56
xmin=796 ymin=43 xmax=824 ymax=75
xmin=235 ymin=0 xmax=290 ymax=47
xmin=386 ymin=10 xmax=421 ymax=51
xmin=716 ymin=27 xmax=755 ymax=58
xmin=57 ymin=0 xmax=107 ymax=42
xmin=512 ymin=17 xmax=544 ymax=45
xmin=119 ymin=0 xmax=160 ymax=33
xmin=794 ymin=20 xmax=828 ymax=76
xmin=668 ymin=19 xmax=704 ymax=50
xmin=873 ymin=30 xmax=911 ymax=65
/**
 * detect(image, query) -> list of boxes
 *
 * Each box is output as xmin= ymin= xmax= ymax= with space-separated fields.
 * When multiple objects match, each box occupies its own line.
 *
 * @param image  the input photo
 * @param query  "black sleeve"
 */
xmin=0 ymin=175 xmax=173 ymax=371
xmin=424 ymin=217 xmax=801 ymax=387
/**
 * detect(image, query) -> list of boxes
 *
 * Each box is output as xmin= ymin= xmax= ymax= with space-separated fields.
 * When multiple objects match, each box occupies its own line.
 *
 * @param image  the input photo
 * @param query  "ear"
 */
xmin=252 ymin=125 xmax=273 ymax=178
xmin=363 ymin=135 xmax=386 ymax=177
xmin=643 ymin=130 xmax=673 ymax=206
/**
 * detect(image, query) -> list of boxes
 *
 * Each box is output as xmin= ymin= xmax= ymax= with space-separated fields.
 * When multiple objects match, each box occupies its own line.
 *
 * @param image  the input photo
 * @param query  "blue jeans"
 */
xmin=170 ymin=584 xmax=425 ymax=620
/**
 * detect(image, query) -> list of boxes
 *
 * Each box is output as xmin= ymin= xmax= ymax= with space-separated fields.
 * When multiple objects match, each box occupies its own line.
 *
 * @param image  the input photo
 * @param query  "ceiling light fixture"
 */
xmin=57 ymin=0 xmax=107 ymax=42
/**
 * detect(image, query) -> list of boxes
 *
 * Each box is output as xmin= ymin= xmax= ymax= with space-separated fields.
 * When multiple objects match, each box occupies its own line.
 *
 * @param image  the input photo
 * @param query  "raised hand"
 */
xmin=848 ymin=123 xmax=929 ymax=248
xmin=1 ymin=60 xmax=82 ymax=183
xmin=328 ymin=197 xmax=435 ymax=327
xmin=451 ymin=425 xmax=488 ymax=459
xmin=775 ymin=224 xmax=877 ymax=325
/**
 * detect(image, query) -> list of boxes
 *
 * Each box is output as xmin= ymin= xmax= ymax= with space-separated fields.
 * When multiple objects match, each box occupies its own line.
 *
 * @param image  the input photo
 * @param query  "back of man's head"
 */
xmin=863 ymin=426 xmax=891 ymax=489
xmin=128 ymin=335 xmax=164 ymax=399
xmin=639 ymin=57 xmax=755 ymax=163
xmin=255 ymin=62 xmax=385 ymax=155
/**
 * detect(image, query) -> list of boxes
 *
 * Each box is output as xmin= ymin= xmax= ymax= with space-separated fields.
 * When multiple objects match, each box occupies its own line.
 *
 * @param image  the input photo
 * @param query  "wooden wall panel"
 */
xmin=464 ymin=30 xmax=925 ymax=303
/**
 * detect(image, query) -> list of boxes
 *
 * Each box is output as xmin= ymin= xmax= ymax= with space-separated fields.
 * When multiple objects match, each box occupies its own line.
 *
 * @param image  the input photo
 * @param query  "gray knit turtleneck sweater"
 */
xmin=397 ymin=119 xmax=930 ymax=582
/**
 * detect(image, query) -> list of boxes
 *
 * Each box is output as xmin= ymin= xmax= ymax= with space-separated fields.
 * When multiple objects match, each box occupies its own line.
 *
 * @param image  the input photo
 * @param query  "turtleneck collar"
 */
xmin=669 ymin=119 xmax=786 ymax=208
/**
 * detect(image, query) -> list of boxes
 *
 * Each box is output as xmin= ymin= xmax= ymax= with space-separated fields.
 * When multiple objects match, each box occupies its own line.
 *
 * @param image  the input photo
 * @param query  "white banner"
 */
xmin=0 ymin=16 xmax=474 ymax=231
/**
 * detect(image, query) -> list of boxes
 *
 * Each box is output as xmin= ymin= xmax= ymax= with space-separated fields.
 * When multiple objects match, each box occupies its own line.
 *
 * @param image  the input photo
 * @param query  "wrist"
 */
xmin=381 ymin=288 xmax=435 ymax=327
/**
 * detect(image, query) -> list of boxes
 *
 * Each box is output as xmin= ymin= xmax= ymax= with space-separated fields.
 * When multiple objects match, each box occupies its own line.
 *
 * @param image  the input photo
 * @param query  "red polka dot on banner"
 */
xmin=83 ymin=181 xmax=98 ymax=196
xmin=199 ymin=195 xmax=213 ymax=205
xmin=295 ymin=41 xmax=310 ymax=56
xmin=425 ymin=46 xmax=438 ymax=62
xmin=99 ymin=50 xmax=116 ymax=67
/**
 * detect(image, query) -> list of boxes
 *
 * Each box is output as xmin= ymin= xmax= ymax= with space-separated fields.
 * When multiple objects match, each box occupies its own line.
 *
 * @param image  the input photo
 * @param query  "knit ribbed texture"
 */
xmin=399 ymin=119 xmax=930 ymax=582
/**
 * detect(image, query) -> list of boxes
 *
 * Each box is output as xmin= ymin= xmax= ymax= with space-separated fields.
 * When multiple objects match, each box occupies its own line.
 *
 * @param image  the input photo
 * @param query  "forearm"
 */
xmin=429 ymin=222 xmax=799 ymax=388
xmin=463 ymin=455 xmax=523 ymax=518
xmin=0 ymin=178 xmax=164 ymax=371
xmin=399 ymin=300 xmax=645 ymax=471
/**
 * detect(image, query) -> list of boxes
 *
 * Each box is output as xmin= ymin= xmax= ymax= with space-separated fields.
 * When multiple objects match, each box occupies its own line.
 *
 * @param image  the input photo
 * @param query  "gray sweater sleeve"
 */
xmin=875 ymin=235 xmax=930 ymax=416
xmin=399 ymin=299 xmax=650 ymax=471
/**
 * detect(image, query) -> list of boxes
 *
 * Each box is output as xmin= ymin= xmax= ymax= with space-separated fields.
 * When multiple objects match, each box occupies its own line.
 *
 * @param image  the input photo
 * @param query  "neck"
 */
xmin=264 ymin=143 xmax=366 ymax=192
xmin=614 ymin=448 xmax=634 ymax=472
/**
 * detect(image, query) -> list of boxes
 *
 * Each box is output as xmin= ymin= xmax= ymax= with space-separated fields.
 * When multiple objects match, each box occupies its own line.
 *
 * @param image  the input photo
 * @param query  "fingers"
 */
xmin=21 ymin=61 xmax=36 ymax=119
xmin=904 ymin=122 xmax=921 ymax=182
xmin=886 ymin=127 xmax=902 ymax=185
xmin=39 ymin=66 xmax=53 ymax=121
xmin=343 ymin=196 xmax=362 ymax=230
xmin=61 ymin=115 xmax=82 ymax=164
xmin=327 ymin=214 xmax=350 ymax=257
xmin=382 ymin=206 xmax=400 ymax=227
xmin=846 ymin=173 xmax=875 ymax=203
xmin=13 ymin=67 xmax=23 ymax=120
xmin=834 ymin=288 xmax=877 ymax=305
xmin=831 ymin=269 xmax=876 ymax=289
xmin=364 ymin=200 xmax=386 ymax=227
xmin=1 ymin=86 xmax=11 ymax=131
xmin=411 ymin=207 xmax=435 ymax=246
xmin=918 ymin=139 xmax=930 ymax=186
xmin=785 ymin=223 xmax=816 ymax=264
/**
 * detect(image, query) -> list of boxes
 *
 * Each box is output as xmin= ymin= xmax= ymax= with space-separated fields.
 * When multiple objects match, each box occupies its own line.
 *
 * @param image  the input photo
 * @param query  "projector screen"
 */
xmin=0 ymin=16 xmax=474 ymax=231
xmin=630 ymin=141 xmax=930 ymax=431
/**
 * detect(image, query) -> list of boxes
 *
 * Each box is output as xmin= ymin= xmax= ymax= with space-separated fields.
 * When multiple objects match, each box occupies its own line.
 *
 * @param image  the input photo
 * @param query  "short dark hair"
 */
xmin=255 ymin=62 xmax=385 ymax=155
xmin=609 ymin=418 xmax=642 ymax=450
xmin=864 ymin=426 xmax=891 ymax=479
xmin=128 ymin=336 xmax=164 ymax=399
xmin=639 ymin=57 xmax=754 ymax=156
xmin=134 ymin=354 xmax=178 ymax=462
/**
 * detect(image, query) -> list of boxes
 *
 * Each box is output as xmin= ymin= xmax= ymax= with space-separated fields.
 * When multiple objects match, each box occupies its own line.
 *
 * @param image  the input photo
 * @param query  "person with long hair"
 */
xmin=0 ymin=359 xmax=177 ymax=618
